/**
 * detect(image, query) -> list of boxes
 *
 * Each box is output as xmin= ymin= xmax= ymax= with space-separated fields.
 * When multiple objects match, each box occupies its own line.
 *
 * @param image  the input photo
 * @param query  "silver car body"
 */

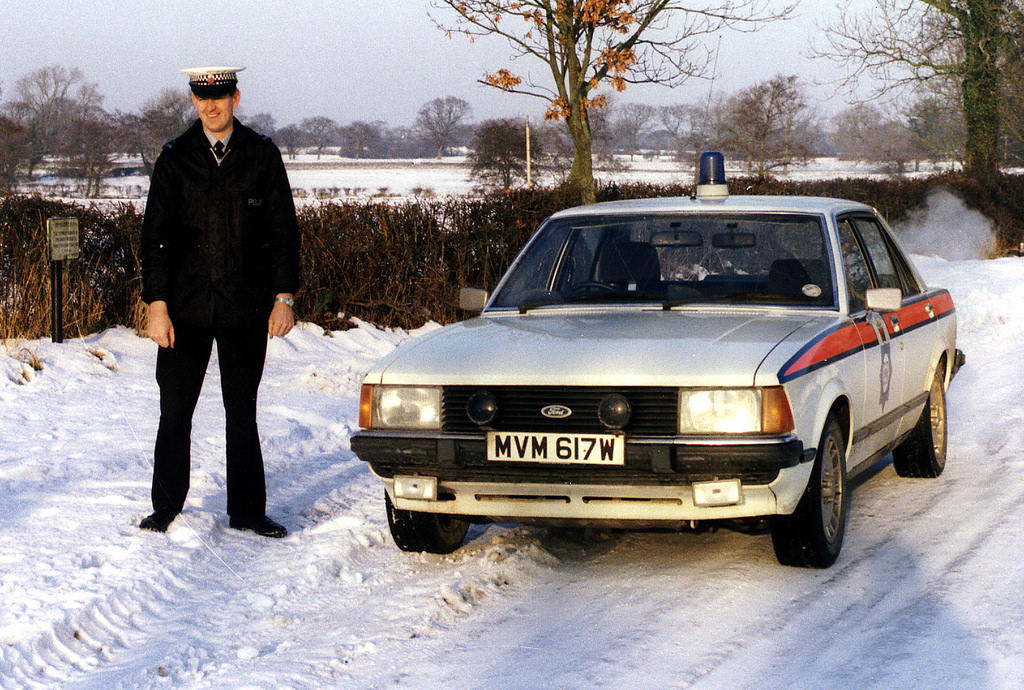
xmin=354 ymin=194 xmax=959 ymax=527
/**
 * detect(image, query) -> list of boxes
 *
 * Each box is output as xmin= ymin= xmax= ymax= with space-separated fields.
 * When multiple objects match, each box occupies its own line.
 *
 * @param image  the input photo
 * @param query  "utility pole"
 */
xmin=526 ymin=116 xmax=532 ymax=187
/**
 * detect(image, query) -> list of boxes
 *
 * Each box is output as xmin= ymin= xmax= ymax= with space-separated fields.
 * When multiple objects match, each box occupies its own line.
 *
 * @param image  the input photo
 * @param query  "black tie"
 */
xmin=213 ymin=140 xmax=225 ymax=162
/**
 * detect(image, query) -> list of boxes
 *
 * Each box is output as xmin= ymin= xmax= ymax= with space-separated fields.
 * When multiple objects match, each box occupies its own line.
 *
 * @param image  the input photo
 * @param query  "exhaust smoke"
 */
xmin=892 ymin=188 xmax=997 ymax=260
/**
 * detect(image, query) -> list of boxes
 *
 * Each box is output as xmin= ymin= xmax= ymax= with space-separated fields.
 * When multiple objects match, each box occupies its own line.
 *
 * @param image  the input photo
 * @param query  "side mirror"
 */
xmin=458 ymin=287 xmax=489 ymax=313
xmin=865 ymin=287 xmax=902 ymax=313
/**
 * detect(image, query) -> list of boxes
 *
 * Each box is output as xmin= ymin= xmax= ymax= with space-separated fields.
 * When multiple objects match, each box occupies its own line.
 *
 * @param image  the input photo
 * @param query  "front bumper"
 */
xmin=952 ymin=348 xmax=966 ymax=380
xmin=352 ymin=431 xmax=812 ymax=524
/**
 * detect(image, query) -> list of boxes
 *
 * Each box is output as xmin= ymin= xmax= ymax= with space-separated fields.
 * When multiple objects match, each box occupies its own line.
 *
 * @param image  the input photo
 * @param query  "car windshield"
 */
xmin=490 ymin=212 xmax=835 ymax=311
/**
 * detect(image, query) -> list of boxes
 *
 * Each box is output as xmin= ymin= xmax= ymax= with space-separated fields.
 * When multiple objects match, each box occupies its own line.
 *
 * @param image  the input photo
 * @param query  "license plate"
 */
xmin=487 ymin=431 xmax=625 ymax=465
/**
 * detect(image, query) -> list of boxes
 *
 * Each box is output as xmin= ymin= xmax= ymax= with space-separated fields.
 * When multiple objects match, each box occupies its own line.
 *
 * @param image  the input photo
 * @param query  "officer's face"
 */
xmin=192 ymin=89 xmax=240 ymax=137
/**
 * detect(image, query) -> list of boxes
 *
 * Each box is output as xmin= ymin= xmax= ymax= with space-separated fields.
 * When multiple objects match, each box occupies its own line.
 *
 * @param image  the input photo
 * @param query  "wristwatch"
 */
xmin=275 ymin=296 xmax=294 ymax=308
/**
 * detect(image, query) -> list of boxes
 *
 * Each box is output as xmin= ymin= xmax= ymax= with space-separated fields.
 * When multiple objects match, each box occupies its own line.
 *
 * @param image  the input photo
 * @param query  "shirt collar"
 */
xmin=203 ymin=130 xmax=233 ymax=149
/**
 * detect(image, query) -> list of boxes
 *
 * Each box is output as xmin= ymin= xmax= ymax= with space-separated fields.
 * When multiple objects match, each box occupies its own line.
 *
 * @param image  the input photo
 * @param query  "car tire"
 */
xmin=770 ymin=414 xmax=848 ymax=568
xmin=892 ymin=368 xmax=947 ymax=478
xmin=385 ymin=491 xmax=469 ymax=554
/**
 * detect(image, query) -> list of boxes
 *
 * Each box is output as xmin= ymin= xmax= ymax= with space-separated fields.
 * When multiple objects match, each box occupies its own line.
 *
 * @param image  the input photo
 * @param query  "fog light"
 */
xmin=692 ymin=479 xmax=742 ymax=507
xmin=598 ymin=393 xmax=632 ymax=429
xmin=466 ymin=390 xmax=498 ymax=426
xmin=394 ymin=476 xmax=437 ymax=501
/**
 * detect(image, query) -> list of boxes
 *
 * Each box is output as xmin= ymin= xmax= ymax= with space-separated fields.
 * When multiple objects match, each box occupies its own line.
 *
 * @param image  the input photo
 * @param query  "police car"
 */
xmin=351 ymin=152 xmax=963 ymax=568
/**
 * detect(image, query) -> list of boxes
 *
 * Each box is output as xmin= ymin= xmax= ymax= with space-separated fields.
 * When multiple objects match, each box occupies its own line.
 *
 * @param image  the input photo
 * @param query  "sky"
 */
xmin=0 ymin=0 xmax=879 ymax=128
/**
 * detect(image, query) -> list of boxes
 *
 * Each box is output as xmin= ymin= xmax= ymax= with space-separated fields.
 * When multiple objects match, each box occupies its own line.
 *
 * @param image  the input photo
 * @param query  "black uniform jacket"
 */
xmin=140 ymin=119 xmax=300 ymax=328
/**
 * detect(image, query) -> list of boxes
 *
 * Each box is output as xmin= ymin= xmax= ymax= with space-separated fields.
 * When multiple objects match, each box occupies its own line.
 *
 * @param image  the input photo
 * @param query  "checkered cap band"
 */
xmin=188 ymin=70 xmax=238 ymax=87
xmin=182 ymin=66 xmax=244 ymax=98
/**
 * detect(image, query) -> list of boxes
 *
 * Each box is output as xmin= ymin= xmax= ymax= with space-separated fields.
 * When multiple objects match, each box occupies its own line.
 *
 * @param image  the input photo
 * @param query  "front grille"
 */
xmin=443 ymin=386 xmax=678 ymax=435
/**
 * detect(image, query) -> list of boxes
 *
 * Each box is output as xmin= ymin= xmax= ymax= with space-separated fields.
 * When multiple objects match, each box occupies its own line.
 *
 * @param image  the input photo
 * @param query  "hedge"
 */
xmin=2 ymin=174 xmax=1022 ymax=340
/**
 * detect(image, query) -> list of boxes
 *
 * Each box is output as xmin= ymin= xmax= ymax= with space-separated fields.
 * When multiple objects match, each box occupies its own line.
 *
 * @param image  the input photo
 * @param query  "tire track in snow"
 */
xmin=1 ymin=500 xmax=334 ymax=686
xmin=651 ymin=423 xmax=1024 ymax=687
xmin=367 ymin=425 xmax=1024 ymax=690
xmin=0 ymin=545 xmax=201 ymax=688
xmin=1 ymin=494 xmax=544 ymax=687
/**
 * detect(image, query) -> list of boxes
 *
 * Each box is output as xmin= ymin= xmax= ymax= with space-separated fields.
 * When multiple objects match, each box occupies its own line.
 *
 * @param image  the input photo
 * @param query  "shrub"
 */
xmin=0 ymin=196 xmax=143 ymax=340
xmin=2 ymin=174 xmax=1023 ymax=339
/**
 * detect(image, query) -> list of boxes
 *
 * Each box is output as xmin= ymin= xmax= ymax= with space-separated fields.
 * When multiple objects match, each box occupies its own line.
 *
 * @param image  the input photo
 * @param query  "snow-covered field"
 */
xmin=2 ymin=227 xmax=1024 ymax=687
xmin=21 ymin=154 xmax=967 ymax=204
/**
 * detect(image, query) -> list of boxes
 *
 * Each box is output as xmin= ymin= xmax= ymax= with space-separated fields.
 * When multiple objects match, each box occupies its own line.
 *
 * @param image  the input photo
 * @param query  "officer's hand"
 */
xmin=268 ymin=299 xmax=295 ymax=338
xmin=147 ymin=301 xmax=175 ymax=349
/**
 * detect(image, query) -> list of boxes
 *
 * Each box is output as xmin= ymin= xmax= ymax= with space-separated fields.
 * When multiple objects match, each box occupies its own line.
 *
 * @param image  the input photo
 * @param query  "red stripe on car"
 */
xmin=780 ymin=321 xmax=877 ymax=382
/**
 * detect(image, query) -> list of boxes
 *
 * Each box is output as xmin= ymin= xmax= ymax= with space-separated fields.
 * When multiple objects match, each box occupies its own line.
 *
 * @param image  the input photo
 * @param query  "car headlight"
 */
xmin=678 ymin=387 xmax=793 ymax=434
xmin=359 ymin=385 xmax=441 ymax=430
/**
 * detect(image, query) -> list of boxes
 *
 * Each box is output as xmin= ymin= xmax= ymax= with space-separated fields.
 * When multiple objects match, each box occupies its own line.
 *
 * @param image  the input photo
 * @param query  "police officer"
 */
xmin=139 ymin=66 xmax=300 ymax=537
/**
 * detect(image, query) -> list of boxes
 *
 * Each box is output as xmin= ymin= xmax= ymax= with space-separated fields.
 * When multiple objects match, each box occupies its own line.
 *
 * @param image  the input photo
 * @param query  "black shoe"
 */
xmin=229 ymin=515 xmax=287 ymax=538
xmin=140 ymin=511 xmax=178 ymax=532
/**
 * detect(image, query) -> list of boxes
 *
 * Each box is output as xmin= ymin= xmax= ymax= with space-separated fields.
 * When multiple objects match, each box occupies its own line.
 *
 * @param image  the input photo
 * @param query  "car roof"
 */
xmin=548 ymin=195 xmax=876 ymax=219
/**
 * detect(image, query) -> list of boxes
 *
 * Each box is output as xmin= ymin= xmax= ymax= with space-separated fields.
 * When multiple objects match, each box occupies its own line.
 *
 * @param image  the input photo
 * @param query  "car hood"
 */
xmin=369 ymin=308 xmax=834 ymax=387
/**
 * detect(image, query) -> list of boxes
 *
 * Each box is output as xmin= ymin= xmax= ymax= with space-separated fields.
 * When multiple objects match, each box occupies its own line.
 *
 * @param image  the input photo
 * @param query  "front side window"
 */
xmin=853 ymin=217 xmax=923 ymax=295
xmin=837 ymin=219 xmax=871 ymax=313
xmin=853 ymin=218 xmax=901 ymax=291
xmin=490 ymin=213 xmax=835 ymax=310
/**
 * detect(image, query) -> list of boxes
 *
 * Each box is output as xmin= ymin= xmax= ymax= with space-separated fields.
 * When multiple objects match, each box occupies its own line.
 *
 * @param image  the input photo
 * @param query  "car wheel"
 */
xmin=384 ymin=491 xmax=469 ymax=554
xmin=892 ymin=368 xmax=947 ymax=478
xmin=770 ymin=414 xmax=848 ymax=568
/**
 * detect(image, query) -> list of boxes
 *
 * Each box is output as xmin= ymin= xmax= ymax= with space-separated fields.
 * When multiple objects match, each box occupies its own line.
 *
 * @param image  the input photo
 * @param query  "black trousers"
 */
xmin=151 ymin=323 xmax=268 ymax=518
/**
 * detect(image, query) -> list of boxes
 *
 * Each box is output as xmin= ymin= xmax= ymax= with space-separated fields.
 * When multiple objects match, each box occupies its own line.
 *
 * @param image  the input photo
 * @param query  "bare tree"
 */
xmin=415 ymin=96 xmax=472 ymax=158
xmin=61 ymin=118 xmax=119 ymax=197
xmin=433 ymin=0 xmax=793 ymax=203
xmin=274 ymin=124 xmax=304 ymax=159
xmin=831 ymin=103 xmax=923 ymax=174
xmin=818 ymin=0 xmax=1007 ymax=179
xmin=534 ymin=120 xmax=576 ymax=182
xmin=340 ymin=120 xmax=385 ymax=159
xmin=0 ymin=116 xmax=30 ymax=193
xmin=4 ymin=65 xmax=103 ymax=175
xmin=246 ymin=112 xmax=278 ymax=138
xmin=299 ymin=116 xmax=339 ymax=159
xmin=905 ymin=93 xmax=966 ymax=165
xmin=659 ymin=102 xmax=714 ymax=163
xmin=613 ymin=102 xmax=656 ymax=160
xmin=832 ymin=104 xmax=884 ymax=162
xmin=468 ymin=118 xmax=540 ymax=190
xmin=719 ymin=74 xmax=814 ymax=177
xmin=383 ymin=125 xmax=434 ymax=158
xmin=121 ymin=88 xmax=193 ymax=178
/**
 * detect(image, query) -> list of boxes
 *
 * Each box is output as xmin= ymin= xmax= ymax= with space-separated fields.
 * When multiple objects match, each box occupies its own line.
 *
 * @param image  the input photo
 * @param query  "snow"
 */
xmin=0 ymin=262 xmax=1016 ymax=690
xmin=3 ymin=238 xmax=1024 ymax=684
xmin=21 ymin=154 xmax=980 ymax=204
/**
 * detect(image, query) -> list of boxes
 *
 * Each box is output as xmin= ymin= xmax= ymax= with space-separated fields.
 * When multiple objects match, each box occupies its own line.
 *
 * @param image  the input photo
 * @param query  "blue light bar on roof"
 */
xmin=696 ymin=151 xmax=729 ymax=199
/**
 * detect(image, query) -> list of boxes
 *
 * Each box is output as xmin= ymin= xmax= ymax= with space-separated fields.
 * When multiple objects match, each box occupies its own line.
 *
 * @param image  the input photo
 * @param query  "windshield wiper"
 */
xmin=518 ymin=296 xmax=565 ymax=313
